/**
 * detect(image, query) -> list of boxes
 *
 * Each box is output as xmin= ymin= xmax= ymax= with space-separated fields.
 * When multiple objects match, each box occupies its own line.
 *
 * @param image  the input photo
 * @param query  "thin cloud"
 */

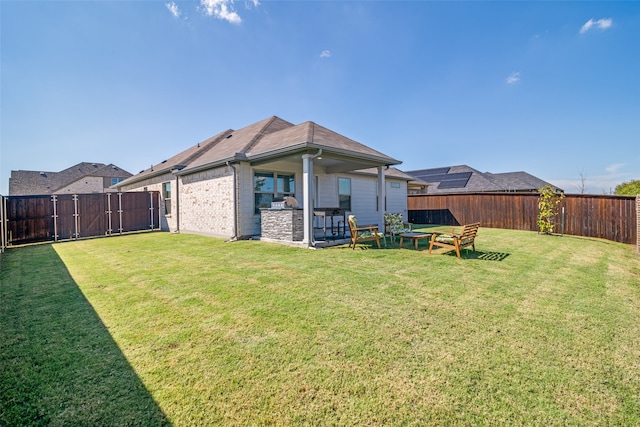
xmin=166 ymin=2 xmax=181 ymax=18
xmin=580 ymin=18 xmax=613 ymax=34
xmin=605 ymin=163 xmax=625 ymax=174
xmin=320 ymin=50 xmax=331 ymax=58
xmin=200 ymin=0 xmax=242 ymax=24
xmin=506 ymin=71 xmax=520 ymax=85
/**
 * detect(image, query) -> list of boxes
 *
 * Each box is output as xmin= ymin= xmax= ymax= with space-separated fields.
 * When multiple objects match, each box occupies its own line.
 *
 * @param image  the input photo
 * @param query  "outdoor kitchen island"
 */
xmin=260 ymin=207 xmax=305 ymax=242
xmin=259 ymin=205 xmax=349 ymax=247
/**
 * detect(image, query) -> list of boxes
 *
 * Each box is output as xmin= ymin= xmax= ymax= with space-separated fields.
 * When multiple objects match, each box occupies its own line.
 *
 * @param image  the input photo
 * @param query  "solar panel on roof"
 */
xmin=415 ymin=173 xmax=448 ymax=182
xmin=410 ymin=167 xmax=450 ymax=178
xmin=437 ymin=172 xmax=472 ymax=189
xmin=438 ymin=179 xmax=470 ymax=189
xmin=409 ymin=168 xmax=473 ymax=190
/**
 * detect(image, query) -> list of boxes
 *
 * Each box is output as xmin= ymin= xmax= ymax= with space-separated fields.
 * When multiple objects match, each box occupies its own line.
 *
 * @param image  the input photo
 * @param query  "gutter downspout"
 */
xmin=226 ymin=161 xmax=238 ymax=240
xmin=170 ymin=168 xmax=182 ymax=233
xmin=175 ymin=174 xmax=180 ymax=233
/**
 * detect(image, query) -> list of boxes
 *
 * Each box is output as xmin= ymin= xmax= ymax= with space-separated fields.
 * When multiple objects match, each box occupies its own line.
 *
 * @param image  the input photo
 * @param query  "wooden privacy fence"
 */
xmin=1 ymin=192 xmax=160 ymax=249
xmin=408 ymin=192 xmax=638 ymax=245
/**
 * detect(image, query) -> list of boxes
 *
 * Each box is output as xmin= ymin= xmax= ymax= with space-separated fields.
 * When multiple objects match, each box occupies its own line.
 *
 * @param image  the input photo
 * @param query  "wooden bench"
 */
xmin=428 ymin=223 xmax=480 ymax=258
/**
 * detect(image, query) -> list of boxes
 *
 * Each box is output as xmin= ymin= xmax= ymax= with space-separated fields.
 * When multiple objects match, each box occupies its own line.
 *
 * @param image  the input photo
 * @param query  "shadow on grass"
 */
xmin=439 ymin=249 xmax=510 ymax=261
xmin=465 ymin=250 xmax=510 ymax=261
xmin=332 ymin=236 xmax=510 ymax=261
xmin=0 ymin=245 xmax=171 ymax=426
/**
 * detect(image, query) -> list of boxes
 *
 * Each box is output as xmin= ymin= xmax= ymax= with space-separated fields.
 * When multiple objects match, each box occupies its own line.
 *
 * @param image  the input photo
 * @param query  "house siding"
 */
xmin=315 ymin=174 xmax=337 ymax=208
xmin=238 ymin=162 xmax=260 ymax=237
xmin=386 ymin=180 xmax=409 ymax=220
xmin=351 ymin=176 xmax=378 ymax=225
xmin=315 ymin=172 xmax=407 ymax=226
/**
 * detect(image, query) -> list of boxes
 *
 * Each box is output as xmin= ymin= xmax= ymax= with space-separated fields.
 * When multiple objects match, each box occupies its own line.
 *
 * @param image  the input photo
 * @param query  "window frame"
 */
xmin=162 ymin=182 xmax=171 ymax=215
xmin=254 ymin=171 xmax=296 ymax=214
xmin=338 ymin=177 xmax=351 ymax=211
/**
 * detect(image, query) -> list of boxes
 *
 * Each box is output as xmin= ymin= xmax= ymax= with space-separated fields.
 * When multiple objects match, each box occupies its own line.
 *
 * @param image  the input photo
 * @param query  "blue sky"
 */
xmin=2 ymin=0 xmax=639 ymax=195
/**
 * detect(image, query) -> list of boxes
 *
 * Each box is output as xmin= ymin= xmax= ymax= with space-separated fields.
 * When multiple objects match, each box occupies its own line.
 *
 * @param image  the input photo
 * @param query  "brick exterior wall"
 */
xmin=179 ymin=167 xmax=234 ymax=237
xmin=118 ymin=166 xmax=236 ymax=236
xmin=260 ymin=208 xmax=304 ymax=241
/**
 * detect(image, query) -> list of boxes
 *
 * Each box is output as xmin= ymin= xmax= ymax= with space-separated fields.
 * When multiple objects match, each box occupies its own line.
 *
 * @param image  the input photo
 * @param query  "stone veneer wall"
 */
xmin=261 ymin=209 xmax=304 ymax=242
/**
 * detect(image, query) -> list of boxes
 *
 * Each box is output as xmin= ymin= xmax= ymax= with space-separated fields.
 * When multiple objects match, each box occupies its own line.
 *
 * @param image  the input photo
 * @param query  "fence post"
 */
xmin=149 ymin=191 xmax=155 ymax=230
xmin=1 ymin=196 xmax=5 ymax=253
xmin=636 ymin=195 xmax=639 ymax=252
xmin=106 ymin=193 xmax=112 ymax=236
xmin=52 ymin=195 xmax=59 ymax=242
xmin=73 ymin=194 xmax=79 ymax=239
xmin=118 ymin=192 xmax=123 ymax=234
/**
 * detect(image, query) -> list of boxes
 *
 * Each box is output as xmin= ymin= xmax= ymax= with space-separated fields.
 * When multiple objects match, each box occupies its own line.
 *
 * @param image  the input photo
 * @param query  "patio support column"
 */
xmin=302 ymin=153 xmax=315 ymax=246
xmin=378 ymin=166 xmax=386 ymax=229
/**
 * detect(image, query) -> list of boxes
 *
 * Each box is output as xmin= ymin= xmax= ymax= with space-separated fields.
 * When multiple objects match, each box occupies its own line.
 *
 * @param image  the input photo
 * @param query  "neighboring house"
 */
xmin=404 ymin=165 xmax=561 ymax=194
xmin=114 ymin=116 xmax=412 ymax=246
xmin=9 ymin=162 xmax=132 ymax=196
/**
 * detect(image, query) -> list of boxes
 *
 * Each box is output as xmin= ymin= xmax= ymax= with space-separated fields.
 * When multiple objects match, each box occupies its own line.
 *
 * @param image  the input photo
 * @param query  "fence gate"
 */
xmin=1 ymin=191 xmax=160 ymax=248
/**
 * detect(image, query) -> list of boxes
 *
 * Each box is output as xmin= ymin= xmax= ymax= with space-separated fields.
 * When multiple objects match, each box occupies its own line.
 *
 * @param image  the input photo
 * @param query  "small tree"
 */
xmin=577 ymin=170 xmax=587 ymax=194
xmin=538 ymin=185 xmax=564 ymax=234
xmin=614 ymin=179 xmax=640 ymax=196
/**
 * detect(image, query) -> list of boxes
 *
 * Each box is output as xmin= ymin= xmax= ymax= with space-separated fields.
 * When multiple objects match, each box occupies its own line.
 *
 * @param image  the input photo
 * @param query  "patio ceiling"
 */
xmin=248 ymin=148 xmax=393 ymax=174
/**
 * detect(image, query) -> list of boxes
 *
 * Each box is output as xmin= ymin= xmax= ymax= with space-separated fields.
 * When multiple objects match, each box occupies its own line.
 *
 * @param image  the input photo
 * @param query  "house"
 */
xmin=114 ymin=116 xmax=413 ymax=246
xmin=404 ymin=165 xmax=561 ymax=194
xmin=9 ymin=162 xmax=132 ymax=196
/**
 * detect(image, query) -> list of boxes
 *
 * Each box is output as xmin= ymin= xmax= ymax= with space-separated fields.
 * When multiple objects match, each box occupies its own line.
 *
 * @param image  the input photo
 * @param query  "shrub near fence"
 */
xmin=408 ymin=192 xmax=638 ymax=245
xmin=1 ymin=192 xmax=161 ymax=249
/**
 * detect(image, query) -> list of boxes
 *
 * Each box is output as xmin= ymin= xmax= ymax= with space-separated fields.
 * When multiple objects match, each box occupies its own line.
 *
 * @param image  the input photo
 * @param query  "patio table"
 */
xmin=399 ymin=232 xmax=432 ymax=250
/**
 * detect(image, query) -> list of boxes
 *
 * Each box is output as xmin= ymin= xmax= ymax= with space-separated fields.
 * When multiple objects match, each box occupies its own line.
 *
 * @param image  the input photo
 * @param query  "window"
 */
xmin=111 ymin=177 xmax=125 ymax=186
xmin=338 ymin=177 xmax=351 ymax=211
xmin=162 ymin=182 xmax=171 ymax=215
xmin=254 ymin=172 xmax=295 ymax=214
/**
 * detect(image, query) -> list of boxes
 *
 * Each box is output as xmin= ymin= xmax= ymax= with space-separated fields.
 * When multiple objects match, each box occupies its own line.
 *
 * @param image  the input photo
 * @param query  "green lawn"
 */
xmin=1 ymin=228 xmax=639 ymax=426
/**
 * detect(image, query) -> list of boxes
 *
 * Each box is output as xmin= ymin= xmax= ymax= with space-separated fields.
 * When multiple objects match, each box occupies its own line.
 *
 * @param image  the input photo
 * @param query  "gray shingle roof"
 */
xmin=404 ymin=165 xmax=561 ymax=193
xmin=118 ymin=116 xmax=401 ymax=187
xmin=484 ymin=171 xmax=556 ymax=192
xmin=9 ymin=162 xmax=132 ymax=196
